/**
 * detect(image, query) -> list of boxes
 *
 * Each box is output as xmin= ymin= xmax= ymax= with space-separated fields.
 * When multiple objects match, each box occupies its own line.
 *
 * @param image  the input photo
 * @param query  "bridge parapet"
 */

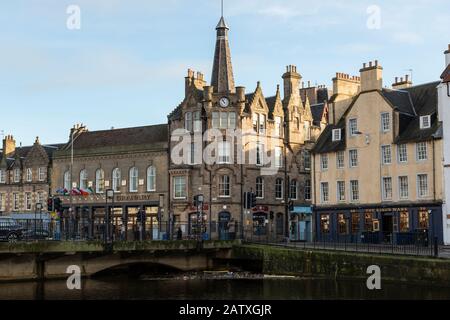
xmin=0 ymin=240 xmax=242 ymax=254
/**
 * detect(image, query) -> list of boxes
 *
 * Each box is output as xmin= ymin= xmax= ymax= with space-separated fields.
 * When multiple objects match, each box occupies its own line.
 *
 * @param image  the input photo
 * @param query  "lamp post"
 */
xmin=105 ymin=189 xmax=114 ymax=244
xmin=35 ymin=203 xmax=42 ymax=238
xmin=158 ymin=194 xmax=165 ymax=240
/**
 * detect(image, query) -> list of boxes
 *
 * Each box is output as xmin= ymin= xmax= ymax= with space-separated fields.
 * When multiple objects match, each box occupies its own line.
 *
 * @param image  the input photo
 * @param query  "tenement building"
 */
xmin=312 ymin=60 xmax=445 ymax=244
xmin=0 ymin=135 xmax=61 ymax=215
xmin=168 ymin=15 xmax=328 ymax=240
xmin=51 ymin=123 xmax=169 ymax=240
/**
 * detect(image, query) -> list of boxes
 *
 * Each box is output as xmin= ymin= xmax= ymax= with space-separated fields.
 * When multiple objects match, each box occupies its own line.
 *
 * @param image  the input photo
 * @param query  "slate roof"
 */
xmin=381 ymin=89 xmax=416 ymax=116
xmin=311 ymin=103 xmax=326 ymax=126
xmin=265 ymin=95 xmax=277 ymax=119
xmin=312 ymin=120 xmax=346 ymax=154
xmin=69 ymin=124 xmax=168 ymax=150
xmin=0 ymin=144 xmax=63 ymax=169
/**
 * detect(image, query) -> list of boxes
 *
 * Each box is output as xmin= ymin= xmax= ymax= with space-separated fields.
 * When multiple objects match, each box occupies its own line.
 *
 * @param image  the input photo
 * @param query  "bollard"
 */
xmin=434 ymin=237 xmax=439 ymax=257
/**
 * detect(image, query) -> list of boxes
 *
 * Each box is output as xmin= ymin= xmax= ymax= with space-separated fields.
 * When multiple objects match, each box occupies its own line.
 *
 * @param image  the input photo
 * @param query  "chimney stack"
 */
xmin=360 ymin=60 xmax=383 ymax=91
xmin=282 ymin=65 xmax=302 ymax=103
xmin=392 ymin=74 xmax=412 ymax=89
xmin=332 ymin=72 xmax=361 ymax=97
xmin=445 ymin=44 xmax=450 ymax=67
xmin=2 ymin=135 xmax=16 ymax=156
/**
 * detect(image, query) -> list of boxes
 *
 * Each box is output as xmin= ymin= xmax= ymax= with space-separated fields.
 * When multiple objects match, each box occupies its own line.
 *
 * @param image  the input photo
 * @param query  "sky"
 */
xmin=0 ymin=0 xmax=449 ymax=146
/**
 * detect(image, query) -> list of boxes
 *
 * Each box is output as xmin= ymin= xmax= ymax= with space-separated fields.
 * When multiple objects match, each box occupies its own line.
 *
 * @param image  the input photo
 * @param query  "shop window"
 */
xmin=338 ymin=214 xmax=347 ymax=234
xmin=364 ymin=212 xmax=373 ymax=232
xmin=253 ymin=213 xmax=267 ymax=236
xmin=418 ymin=210 xmax=429 ymax=229
xmin=351 ymin=212 xmax=360 ymax=234
xmin=320 ymin=214 xmax=330 ymax=233
xmin=399 ymin=211 xmax=409 ymax=232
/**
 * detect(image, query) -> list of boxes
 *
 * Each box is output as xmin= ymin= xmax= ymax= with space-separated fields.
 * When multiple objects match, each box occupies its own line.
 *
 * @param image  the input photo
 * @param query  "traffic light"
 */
xmin=47 ymin=197 xmax=53 ymax=212
xmin=193 ymin=194 xmax=204 ymax=207
xmin=270 ymin=211 xmax=274 ymax=220
xmin=54 ymin=197 xmax=62 ymax=213
xmin=250 ymin=192 xmax=257 ymax=208
xmin=136 ymin=209 xmax=146 ymax=223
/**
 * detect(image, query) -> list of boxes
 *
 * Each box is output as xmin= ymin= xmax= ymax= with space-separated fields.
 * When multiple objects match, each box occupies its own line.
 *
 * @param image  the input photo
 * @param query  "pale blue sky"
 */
xmin=0 ymin=0 xmax=449 ymax=146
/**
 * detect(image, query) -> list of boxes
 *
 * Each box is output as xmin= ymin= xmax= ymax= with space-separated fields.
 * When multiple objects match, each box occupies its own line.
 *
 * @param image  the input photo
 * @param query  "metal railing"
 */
xmin=243 ymin=228 xmax=440 ymax=258
xmin=0 ymin=219 xmax=440 ymax=258
xmin=0 ymin=219 xmax=243 ymax=243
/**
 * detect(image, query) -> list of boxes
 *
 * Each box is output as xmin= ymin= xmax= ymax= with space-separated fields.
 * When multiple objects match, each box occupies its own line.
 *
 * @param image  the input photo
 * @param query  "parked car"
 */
xmin=0 ymin=217 xmax=23 ymax=242
xmin=22 ymin=228 xmax=50 ymax=240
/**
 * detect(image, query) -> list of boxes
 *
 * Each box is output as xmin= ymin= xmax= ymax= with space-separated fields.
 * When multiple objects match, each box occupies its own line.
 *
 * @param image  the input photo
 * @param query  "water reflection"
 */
xmin=1 ymin=275 xmax=450 ymax=300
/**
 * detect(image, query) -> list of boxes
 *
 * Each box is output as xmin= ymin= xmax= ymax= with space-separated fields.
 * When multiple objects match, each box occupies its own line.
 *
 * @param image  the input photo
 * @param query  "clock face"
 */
xmin=219 ymin=97 xmax=230 ymax=108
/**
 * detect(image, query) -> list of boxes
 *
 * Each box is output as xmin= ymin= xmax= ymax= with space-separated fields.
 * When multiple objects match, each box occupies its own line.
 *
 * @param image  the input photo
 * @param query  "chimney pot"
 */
xmin=369 ymin=61 xmax=373 ymax=67
xmin=363 ymin=63 xmax=367 ymax=68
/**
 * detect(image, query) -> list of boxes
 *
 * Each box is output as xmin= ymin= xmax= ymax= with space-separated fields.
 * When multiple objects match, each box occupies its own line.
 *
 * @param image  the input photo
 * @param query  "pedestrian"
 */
xmin=177 ymin=227 xmax=183 ymax=240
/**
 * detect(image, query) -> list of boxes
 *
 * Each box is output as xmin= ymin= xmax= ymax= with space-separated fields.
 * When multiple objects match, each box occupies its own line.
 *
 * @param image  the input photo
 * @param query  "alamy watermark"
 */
xmin=366 ymin=5 xmax=381 ymax=30
xmin=366 ymin=265 xmax=381 ymax=290
xmin=66 ymin=265 xmax=81 ymax=290
xmin=66 ymin=5 xmax=81 ymax=30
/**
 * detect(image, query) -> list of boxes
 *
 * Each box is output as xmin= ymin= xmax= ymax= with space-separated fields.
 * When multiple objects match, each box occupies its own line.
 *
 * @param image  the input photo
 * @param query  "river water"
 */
xmin=1 ymin=273 xmax=450 ymax=300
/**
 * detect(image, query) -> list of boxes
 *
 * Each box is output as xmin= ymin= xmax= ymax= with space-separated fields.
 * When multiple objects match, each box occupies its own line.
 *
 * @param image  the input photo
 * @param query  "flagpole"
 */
xmin=70 ymin=130 xmax=74 ymax=239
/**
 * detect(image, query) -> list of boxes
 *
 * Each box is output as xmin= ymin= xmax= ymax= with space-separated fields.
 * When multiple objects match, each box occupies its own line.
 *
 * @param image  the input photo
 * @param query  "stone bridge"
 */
xmin=0 ymin=240 xmax=239 ymax=281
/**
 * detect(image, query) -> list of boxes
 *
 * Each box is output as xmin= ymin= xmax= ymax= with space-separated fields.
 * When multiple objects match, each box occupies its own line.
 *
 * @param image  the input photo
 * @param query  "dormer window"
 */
xmin=332 ymin=129 xmax=341 ymax=142
xmin=420 ymin=115 xmax=431 ymax=129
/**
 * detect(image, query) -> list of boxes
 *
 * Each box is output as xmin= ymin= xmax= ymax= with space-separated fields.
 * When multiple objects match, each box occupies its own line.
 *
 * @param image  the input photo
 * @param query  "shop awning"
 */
xmin=291 ymin=206 xmax=313 ymax=215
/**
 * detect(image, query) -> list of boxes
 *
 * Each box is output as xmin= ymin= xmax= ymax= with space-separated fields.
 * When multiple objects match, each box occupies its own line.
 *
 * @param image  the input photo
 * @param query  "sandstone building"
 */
xmin=167 ymin=16 xmax=327 ymax=240
xmin=50 ymin=124 xmax=169 ymax=240
xmin=0 ymin=135 xmax=62 ymax=215
xmin=312 ymin=60 xmax=444 ymax=244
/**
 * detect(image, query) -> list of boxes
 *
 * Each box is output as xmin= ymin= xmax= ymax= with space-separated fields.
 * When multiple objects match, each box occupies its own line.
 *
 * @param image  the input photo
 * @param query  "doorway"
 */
xmin=218 ymin=211 xmax=231 ymax=240
xmin=382 ymin=213 xmax=393 ymax=243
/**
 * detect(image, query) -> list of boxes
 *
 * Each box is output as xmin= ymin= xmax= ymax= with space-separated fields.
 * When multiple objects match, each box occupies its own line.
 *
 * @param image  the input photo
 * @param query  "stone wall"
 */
xmin=232 ymin=245 xmax=450 ymax=286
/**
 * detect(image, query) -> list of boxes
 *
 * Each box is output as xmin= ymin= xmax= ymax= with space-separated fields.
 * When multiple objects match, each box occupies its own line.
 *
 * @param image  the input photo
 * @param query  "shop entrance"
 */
xmin=218 ymin=211 xmax=231 ymax=240
xmin=382 ymin=213 xmax=393 ymax=243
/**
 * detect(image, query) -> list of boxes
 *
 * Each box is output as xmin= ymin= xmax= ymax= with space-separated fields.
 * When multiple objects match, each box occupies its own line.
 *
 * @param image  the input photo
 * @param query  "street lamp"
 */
xmin=105 ymin=189 xmax=115 ymax=243
xmin=158 ymin=194 xmax=165 ymax=240
xmin=36 ymin=202 xmax=42 ymax=238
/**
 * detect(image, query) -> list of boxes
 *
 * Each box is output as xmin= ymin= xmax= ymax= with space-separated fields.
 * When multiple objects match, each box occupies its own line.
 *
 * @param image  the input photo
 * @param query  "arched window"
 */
xmin=79 ymin=169 xmax=88 ymax=190
xmin=147 ymin=166 xmax=156 ymax=192
xmin=256 ymin=177 xmax=264 ymax=199
xmin=129 ymin=167 xmax=138 ymax=192
xmin=95 ymin=169 xmax=105 ymax=193
xmin=112 ymin=168 xmax=121 ymax=192
xmin=64 ymin=171 xmax=71 ymax=190
xmin=290 ymin=179 xmax=298 ymax=200
xmin=275 ymin=178 xmax=283 ymax=199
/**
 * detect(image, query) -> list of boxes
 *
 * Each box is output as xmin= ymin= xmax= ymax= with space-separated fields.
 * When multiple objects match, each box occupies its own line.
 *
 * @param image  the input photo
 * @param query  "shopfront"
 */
xmin=290 ymin=206 xmax=312 ymax=242
xmin=313 ymin=204 xmax=444 ymax=244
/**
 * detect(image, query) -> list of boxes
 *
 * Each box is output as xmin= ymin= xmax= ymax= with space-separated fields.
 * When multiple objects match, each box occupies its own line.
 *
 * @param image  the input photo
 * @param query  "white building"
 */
xmin=438 ymin=44 xmax=450 ymax=244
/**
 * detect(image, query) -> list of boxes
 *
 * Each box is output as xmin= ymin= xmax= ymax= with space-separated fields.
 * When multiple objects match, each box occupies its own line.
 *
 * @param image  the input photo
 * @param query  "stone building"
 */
xmin=0 ymin=135 xmax=62 ymax=215
xmin=167 ymin=16 xmax=328 ymax=240
xmin=312 ymin=59 xmax=445 ymax=244
xmin=50 ymin=123 xmax=169 ymax=240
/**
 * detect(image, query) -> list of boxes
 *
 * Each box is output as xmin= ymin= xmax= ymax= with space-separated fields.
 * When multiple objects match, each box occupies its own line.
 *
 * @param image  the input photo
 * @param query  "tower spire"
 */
xmin=211 ymin=2 xmax=235 ymax=94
